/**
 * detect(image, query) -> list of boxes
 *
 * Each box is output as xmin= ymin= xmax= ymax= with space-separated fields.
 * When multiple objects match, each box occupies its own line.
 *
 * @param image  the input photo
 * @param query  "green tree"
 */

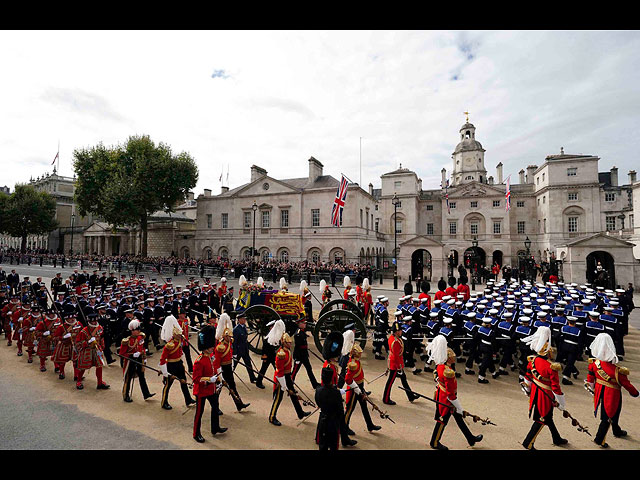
xmin=73 ymin=135 xmax=199 ymax=257
xmin=1 ymin=185 xmax=58 ymax=253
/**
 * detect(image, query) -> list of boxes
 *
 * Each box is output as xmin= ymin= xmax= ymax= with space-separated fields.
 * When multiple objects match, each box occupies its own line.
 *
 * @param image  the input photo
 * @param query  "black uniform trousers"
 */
xmin=478 ymin=344 xmax=495 ymax=378
xmin=161 ymin=361 xmax=194 ymax=407
xmin=373 ymin=330 xmax=388 ymax=356
xmin=522 ymin=403 xmax=564 ymax=449
xmin=183 ymin=344 xmax=193 ymax=373
xmin=291 ymin=353 xmax=318 ymax=389
xmin=430 ymin=408 xmax=477 ymax=448
xmin=122 ymin=361 xmax=152 ymax=400
xmin=344 ymin=382 xmax=376 ymax=430
xmin=220 ymin=363 xmax=244 ymax=410
xmin=561 ymin=344 xmax=580 ymax=378
xmin=594 ymin=395 xmax=625 ymax=446
xmin=464 ymin=339 xmax=480 ymax=370
xmin=193 ymin=393 xmax=221 ymax=437
xmin=256 ymin=343 xmax=276 ymax=388
xmin=382 ymin=369 xmax=415 ymax=403
xmin=269 ymin=374 xmax=305 ymax=422
xmin=233 ymin=351 xmax=256 ymax=382
xmin=498 ymin=340 xmax=516 ymax=369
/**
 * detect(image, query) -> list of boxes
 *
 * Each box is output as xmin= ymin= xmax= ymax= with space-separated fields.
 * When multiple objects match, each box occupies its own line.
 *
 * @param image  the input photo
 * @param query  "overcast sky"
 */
xmin=1 ymin=30 xmax=639 ymax=194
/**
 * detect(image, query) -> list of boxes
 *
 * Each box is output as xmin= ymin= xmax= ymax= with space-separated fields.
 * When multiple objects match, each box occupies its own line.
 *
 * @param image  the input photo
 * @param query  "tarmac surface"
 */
xmin=2 ymin=263 xmax=640 ymax=450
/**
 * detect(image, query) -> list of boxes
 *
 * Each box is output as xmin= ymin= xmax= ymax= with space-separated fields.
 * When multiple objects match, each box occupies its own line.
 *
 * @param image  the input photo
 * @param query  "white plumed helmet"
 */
xmin=319 ymin=279 xmax=327 ymax=294
xmin=279 ymin=277 xmax=287 ymax=290
xmin=363 ymin=278 xmax=370 ymax=290
xmin=341 ymin=330 xmax=355 ymax=356
xmin=590 ymin=333 xmax=618 ymax=364
xmin=216 ymin=313 xmax=233 ymax=340
xmin=161 ymin=315 xmax=182 ymax=343
xmin=299 ymin=280 xmax=308 ymax=293
xmin=239 ymin=275 xmax=248 ymax=287
xmin=523 ymin=326 xmax=552 ymax=355
xmin=266 ymin=319 xmax=286 ymax=346
xmin=257 ymin=276 xmax=264 ymax=287
xmin=343 ymin=275 xmax=351 ymax=288
xmin=426 ymin=335 xmax=449 ymax=365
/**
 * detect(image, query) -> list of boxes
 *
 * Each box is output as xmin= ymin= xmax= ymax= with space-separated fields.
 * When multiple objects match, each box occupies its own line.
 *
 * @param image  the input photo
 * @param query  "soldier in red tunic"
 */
xmin=382 ymin=321 xmax=419 ymax=405
xmin=362 ymin=278 xmax=374 ymax=326
xmin=193 ymin=325 xmax=227 ymax=443
xmin=521 ymin=326 xmax=568 ymax=449
xmin=177 ymin=307 xmax=193 ymax=373
xmin=344 ymin=343 xmax=381 ymax=433
xmin=159 ymin=315 xmax=195 ymax=410
xmin=119 ymin=319 xmax=155 ymax=402
xmin=320 ymin=279 xmax=332 ymax=307
xmin=75 ymin=313 xmax=110 ymax=390
xmin=427 ymin=335 xmax=482 ymax=450
xmin=268 ymin=320 xmax=310 ymax=426
xmin=12 ymin=302 xmax=30 ymax=356
xmin=52 ymin=312 xmax=82 ymax=380
xmin=2 ymin=296 xmax=19 ymax=346
xmin=21 ymin=304 xmax=39 ymax=363
xmin=35 ymin=308 xmax=57 ymax=372
xmin=343 ymin=276 xmax=352 ymax=300
xmin=214 ymin=313 xmax=250 ymax=412
xmin=585 ymin=333 xmax=639 ymax=447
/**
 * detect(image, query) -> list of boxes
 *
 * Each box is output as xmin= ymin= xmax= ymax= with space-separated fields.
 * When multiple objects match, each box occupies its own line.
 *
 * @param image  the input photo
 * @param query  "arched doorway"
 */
xmin=464 ymin=246 xmax=486 ymax=270
xmin=586 ymin=251 xmax=615 ymax=289
xmin=411 ymin=249 xmax=432 ymax=282
xmin=492 ymin=250 xmax=503 ymax=268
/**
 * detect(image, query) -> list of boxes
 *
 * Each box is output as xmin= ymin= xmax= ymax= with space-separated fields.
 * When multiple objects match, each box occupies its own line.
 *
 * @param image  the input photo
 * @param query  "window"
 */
xmin=311 ymin=250 xmax=321 ymax=263
xmin=493 ymin=222 xmax=501 ymax=234
xmin=449 ymin=222 xmax=457 ymax=235
xmin=630 ymin=214 xmax=634 ymax=229
xmin=374 ymin=204 xmax=378 ymax=211
xmin=543 ymin=196 xmax=546 ymax=204
xmin=375 ymin=219 xmax=379 ymax=232
xmin=470 ymin=201 xmax=478 ymax=208
xmin=517 ymin=221 xmax=525 ymax=234
xmin=261 ymin=210 xmax=270 ymax=228
xmin=543 ymin=218 xmax=546 ymax=233
xmin=568 ymin=216 xmax=578 ymax=233
xmin=449 ymin=201 xmax=457 ymax=209
xmin=568 ymin=192 xmax=578 ymax=201
xmin=221 ymin=213 xmax=228 ymax=229
xmin=537 ymin=177 xmax=540 ymax=185
xmin=244 ymin=212 xmax=251 ymax=228
xmin=395 ymin=219 xmax=403 ymax=234
xmin=606 ymin=216 xmax=616 ymax=231
xmin=394 ymin=181 xmax=402 ymax=189
xmin=261 ymin=250 xmax=270 ymax=262
xmin=605 ymin=192 xmax=616 ymax=202
xmin=567 ymin=168 xmax=577 ymax=176
xmin=470 ymin=223 xmax=478 ymax=235
xmin=538 ymin=198 xmax=540 ymax=206
xmin=426 ymin=204 xmax=434 ymax=211
xmin=360 ymin=209 xmax=363 ymax=227
xmin=311 ymin=209 xmax=320 ymax=227
xmin=517 ymin=200 xmax=525 ymax=208
xmin=465 ymin=176 xmax=473 ymax=180
xmin=542 ymin=173 xmax=545 ymax=182
xmin=427 ymin=223 xmax=434 ymax=235
xmin=280 ymin=209 xmax=289 ymax=228
xmin=206 ymin=214 xmax=212 ymax=229
xmin=243 ymin=249 xmax=251 ymax=260
xmin=493 ymin=200 xmax=500 ymax=207
xmin=280 ymin=250 xmax=289 ymax=262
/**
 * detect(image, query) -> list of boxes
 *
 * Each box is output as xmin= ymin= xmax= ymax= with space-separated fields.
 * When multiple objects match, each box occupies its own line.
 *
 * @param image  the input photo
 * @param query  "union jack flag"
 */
xmin=441 ymin=178 xmax=450 ymax=214
xmin=331 ymin=175 xmax=349 ymax=227
xmin=505 ymin=175 xmax=511 ymax=212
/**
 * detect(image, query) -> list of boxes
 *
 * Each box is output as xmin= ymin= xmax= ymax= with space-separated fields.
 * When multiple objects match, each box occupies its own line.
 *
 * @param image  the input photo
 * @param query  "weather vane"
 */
xmin=464 ymin=110 xmax=470 ymax=123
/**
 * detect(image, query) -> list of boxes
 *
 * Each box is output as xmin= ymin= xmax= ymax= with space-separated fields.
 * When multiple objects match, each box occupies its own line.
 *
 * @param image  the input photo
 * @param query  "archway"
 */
xmin=179 ymin=246 xmax=190 ymax=259
xmin=586 ymin=251 xmax=615 ymax=289
xmin=464 ymin=246 xmax=486 ymax=271
xmin=492 ymin=250 xmax=503 ymax=268
xmin=411 ymin=249 xmax=432 ymax=282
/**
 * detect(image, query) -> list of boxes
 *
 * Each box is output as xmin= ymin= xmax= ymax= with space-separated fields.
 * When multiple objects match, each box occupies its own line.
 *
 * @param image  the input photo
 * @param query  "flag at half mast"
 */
xmin=331 ymin=174 xmax=349 ymax=227
xmin=505 ymin=174 xmax=511 ymax=212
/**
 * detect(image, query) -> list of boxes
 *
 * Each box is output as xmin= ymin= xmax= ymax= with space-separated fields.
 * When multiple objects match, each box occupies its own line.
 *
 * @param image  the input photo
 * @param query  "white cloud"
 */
xmin=1 ymin=30 xmax=639 ymax=194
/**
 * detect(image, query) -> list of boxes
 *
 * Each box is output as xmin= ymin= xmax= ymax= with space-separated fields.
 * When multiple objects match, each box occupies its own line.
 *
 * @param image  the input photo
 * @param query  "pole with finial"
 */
xmin=464 ymin=110 xmax=470 ymax=123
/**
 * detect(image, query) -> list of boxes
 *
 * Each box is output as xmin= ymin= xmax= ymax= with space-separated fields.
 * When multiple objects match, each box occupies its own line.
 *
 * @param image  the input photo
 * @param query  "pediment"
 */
xmin=232 ymin=175 xmax=301 ymax=197
xmin=399 ymin=235 xmax=444 ymax=248
xmin=450 ymin=182 xmax=505 ymax=198
xmin=563 ymin=233 xmax=635 ymax=249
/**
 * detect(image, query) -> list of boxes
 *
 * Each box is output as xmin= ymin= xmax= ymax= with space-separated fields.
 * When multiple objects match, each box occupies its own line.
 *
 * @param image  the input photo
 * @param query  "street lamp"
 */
xmin=392 ymin=193 xmax=400 ymax=289
xmin=471 ymin=236 xmax=479 ymax=289
xmin=252 ymin=200 xmax=258 ymax=281
xmin=70 ymin=213 xmax=76 ymax=256
xmin=524 ymin=236 xmax=532 ymax=281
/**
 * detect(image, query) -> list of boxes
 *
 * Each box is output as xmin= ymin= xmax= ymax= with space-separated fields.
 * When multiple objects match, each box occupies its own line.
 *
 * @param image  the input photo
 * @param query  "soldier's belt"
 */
xmin=481 ymin=340 xmax=492 ymax=345
xmin=564 ymin=340 xmax=578 ymax=345
xmin=167 ymin=358 xmax=181 ymax=363
xmin=531 ymin=377 xmax=552 ymax=391
xmin=596 ymin=379 xmax=620 ymax=390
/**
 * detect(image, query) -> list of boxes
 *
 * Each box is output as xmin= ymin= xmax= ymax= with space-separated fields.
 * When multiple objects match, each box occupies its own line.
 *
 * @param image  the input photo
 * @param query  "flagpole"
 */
xmin=359 ymin=137 xmax=362 ymax=186
xmin=57 ymin=140 xmax=60 ymax=173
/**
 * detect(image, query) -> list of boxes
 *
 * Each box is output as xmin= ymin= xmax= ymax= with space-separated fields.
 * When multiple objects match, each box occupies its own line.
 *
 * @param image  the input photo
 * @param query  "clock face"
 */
xmin=263 ymin=182 xmax=270 ymax=191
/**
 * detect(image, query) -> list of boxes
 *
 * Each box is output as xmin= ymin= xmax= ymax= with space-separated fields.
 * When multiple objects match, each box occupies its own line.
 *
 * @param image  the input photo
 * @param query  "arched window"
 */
xmin=261 ymin=249 xmax=270 ymax=263
xmin=279 ymin=249 xmax=289 ymax=262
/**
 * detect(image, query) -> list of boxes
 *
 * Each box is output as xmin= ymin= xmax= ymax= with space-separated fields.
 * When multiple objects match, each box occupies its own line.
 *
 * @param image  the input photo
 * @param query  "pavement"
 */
xmin=2 ymin=263 xmax=640 ymax=450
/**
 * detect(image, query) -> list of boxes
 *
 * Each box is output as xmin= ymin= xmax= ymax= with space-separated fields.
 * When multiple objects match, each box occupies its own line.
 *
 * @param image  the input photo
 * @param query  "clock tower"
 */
xmin=451 ymin=114 xmax=487 ymax=186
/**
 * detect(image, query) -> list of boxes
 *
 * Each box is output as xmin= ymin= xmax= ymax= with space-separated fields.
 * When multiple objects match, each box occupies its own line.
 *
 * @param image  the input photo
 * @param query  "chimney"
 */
xmin=526 ymin=165 xmax=537 ymax=184
xmin=187 ymin=192 xmax=194 ymax=201
xmin=496 ymin=162 xmax=503 ymax=184
xmin=308 ymin=156 xmax=323 ymax=183
xmin=250 ymin=165 xmax=267 ymax=182
xmin=203 ymin=189 xmax=212 ymax=197
xmin=629 ymin=170 xmax=637 ymax=183
xmin=610 ymin=166 xmax=618 ymax=187
xmin=221 ymin=186 xmax=229 ymax=194
xmin=368 ymin=183 xmax=373 ymax=195
xmin=519 ymin=169 xmax=525 ymax=184
xmin=488 ymin=176 xmax=494 ymax=185
xmin=441 ymin=168 xmax=447 ymax=189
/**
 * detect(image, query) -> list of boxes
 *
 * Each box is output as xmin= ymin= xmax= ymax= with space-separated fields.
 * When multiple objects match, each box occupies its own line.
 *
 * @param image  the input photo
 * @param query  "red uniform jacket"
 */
xmin=273 ymin=346 xmax=293 ymax=391
xmin=388 ymin=335 xmax=404 ymax=370
xmin=21 ymin=314 xmax=37 ymax=347
xmin=435 ymin=363 xmax=458 ymax=418
xmin=345 ymin=356 xmax=365 ymax=404
xmin=322 ymin=360 xmax=339 ymax=386
xmin=356 ymin=285 xmax=364 ymax=304
xmin=434 ymin=290 xmax=446 ymax=301
xmin=525 ymin=355 xmax=563 ymax=418
xmin=118 ymin=333 xmax=146 ymax=376
xmin=11 ymin=308 xmax=25 ymax=341
xmin=217 ymin=285 xmax=227 ymax=298
xmin=214 ymin=339 xmax=233 ymax=368
xmin=587 ymin=359 xmax=639 ymax=418
xmin=193 ymin=353 xmax=216 ymax=397
xmin=159 ymin=339 xmax=184 ymax=366
xmin=343 ymin=288 xmax=351 ymax=300
xmin=444 ymin=286 xmax=458 ymax=298
xmin=35 ymin=316 xmax=56 ymax=357
xmin=418 ymin=293 xmax=431 ymax=309
xmin=52 ymin=321 xmax=82 ymax=363
xmin=457 ymin=284 xmax=470 ymax=301
xmin=75 ymin=324 xmax=105 ymax=370
xmin=363 ymin=291 xmax=373 ymax=317
xmin=178 ymin=317 xmax=190 ymax=348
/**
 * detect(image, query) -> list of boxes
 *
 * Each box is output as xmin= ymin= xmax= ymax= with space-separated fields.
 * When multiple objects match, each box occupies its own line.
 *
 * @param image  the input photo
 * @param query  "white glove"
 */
xmin=18 ymin=317 xmax=23 ymax=322
xmin=348 ymin=381 xmax=361 ymax=395
xmin=133 ymin=352 xmax=141 ymax=358
xmin=29 ymin=327 xmax=36 ymax=331
xmin=209 ymin=374 xmax=218 ymax=383
xmin=277 ymin=375 xmax=287 ymax=391
xmin=63 ymin=333 xmax=71 ymax=339
xmin=554 ymin=393 xmax=566 ymax=411
xmin=44 ymin=331 xmax=50 ymax=336
xmin=450 ymin=398 xmax=464 ymax=414
xmin=160 ymin=363 xmax=168 ymax=377
xmin=339 ymin=388 xmax=347 ymax=395
xmin=89 ymin=337 xmax=96 ymax=344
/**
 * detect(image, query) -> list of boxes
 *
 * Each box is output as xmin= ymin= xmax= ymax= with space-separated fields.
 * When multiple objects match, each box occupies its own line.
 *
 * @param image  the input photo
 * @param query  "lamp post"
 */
xmin=392 ymin=193 xmax=400 ymax=289
xmin=252 ymin=201 xmax=258 ymax=281
xmin=471 ymin=236 xmax=478 ymax=290
xmin=524 ymin=235 xmax=532 ymax=282
xmin=70 ymin=213 xmax=76 ymax=256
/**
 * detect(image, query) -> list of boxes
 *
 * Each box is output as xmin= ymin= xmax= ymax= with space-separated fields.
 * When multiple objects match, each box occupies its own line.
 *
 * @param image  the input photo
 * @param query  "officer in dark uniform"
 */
xmin=89 ymin=270 xmax=99 ymax=293
xmin=143 ymin=297 xmax=161 ymax=351
xmin=255 ymin=320 xmax=277 ymax=389
xmin=463 ymin=311 xmax=480 ymax=375
xmin=232 ymin=313 xmax=256 ymax=383
xmin=96 ymin=303 xmax=115 ymax=364
xmin=303 ymin=291 xmax=313 ymax=324
xmin=291 ymin=317 xmax=319 ymax=389
xmin=373 ymin=297 xmax=389 ymax=360
xmin=315 ymin=366 xmax=345 ymax=451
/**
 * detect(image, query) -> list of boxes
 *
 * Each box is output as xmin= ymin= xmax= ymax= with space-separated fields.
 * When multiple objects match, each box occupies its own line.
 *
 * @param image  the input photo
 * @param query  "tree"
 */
xmin=0 ymin=185 xmax=58 ymax=253
xmin=73 ymin=135 xmax=199 ymax=257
